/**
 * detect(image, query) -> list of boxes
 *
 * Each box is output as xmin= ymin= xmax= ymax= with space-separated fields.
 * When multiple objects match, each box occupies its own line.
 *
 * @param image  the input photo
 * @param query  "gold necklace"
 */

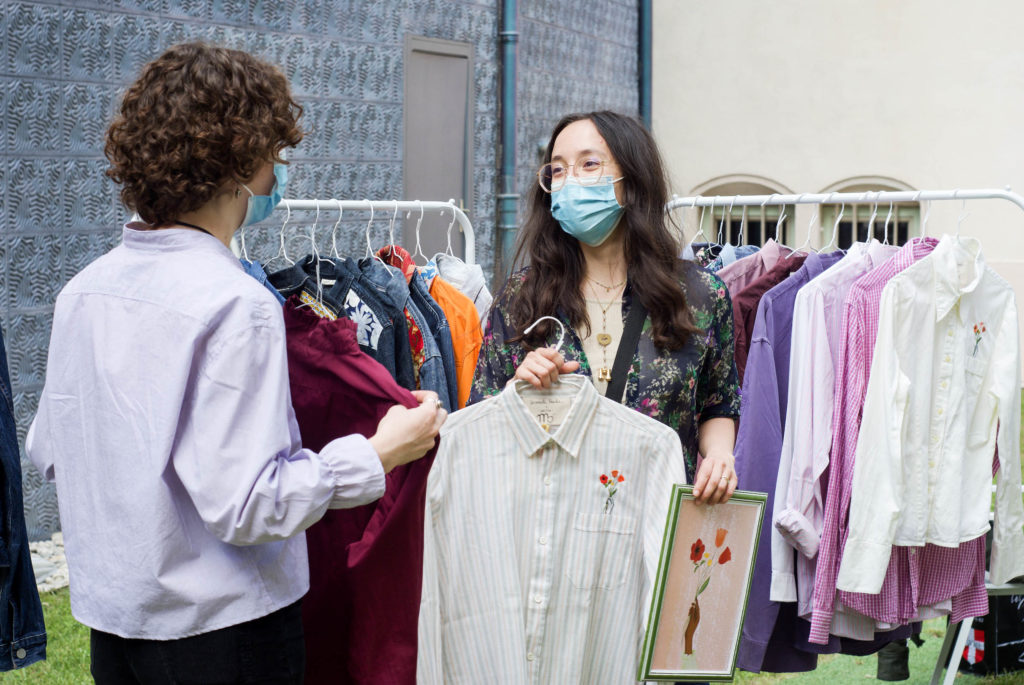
xmin=587 ymin=273 xmax=626 ymax=293
xmin=590 ymin=285 xmax=622 ymax=382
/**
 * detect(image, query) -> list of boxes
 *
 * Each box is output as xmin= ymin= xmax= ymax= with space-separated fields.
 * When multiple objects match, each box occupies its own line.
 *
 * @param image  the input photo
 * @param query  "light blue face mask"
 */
xmin=550 ymin=176 xmax=624 ymax=247
xmin=240 ymin=162 xmax=287 ymax=228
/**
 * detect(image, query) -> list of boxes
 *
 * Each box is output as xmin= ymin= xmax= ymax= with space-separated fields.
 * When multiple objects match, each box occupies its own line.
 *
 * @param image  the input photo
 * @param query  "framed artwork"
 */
xmin=638 ymin=485 xmax=766 ymax=682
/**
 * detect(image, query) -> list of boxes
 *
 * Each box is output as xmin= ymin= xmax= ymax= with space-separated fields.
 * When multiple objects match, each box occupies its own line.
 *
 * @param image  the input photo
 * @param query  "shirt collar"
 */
xmin=892 ymin=235 xmax=941 ymax=272
xmin=123 ymin=223 xmax=235 ymax=256
xmin=931 ymin=235 xmax=985 ymax=322
xmin=499 ymin=375 xmax=600 ymax=459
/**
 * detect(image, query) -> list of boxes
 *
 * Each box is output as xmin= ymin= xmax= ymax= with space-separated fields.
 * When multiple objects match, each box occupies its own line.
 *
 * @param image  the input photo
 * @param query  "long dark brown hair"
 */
xmin=508 ymin=110 xmax=698 ymax=350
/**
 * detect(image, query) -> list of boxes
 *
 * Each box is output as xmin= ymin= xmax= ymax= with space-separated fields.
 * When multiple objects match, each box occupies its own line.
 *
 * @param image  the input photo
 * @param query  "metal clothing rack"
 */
xmin=271 ymin=198 xmax=476 ymax=265
xmin=665 ymin=188 xmax=1024 ymax=685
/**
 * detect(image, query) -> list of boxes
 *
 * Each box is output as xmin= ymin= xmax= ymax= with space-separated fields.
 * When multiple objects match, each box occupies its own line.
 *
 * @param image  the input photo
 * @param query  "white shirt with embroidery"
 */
xmin=417 ymin=376 xmax=685 ymax=684
xmin=838 ymin=235 xmax=1024 ymax=593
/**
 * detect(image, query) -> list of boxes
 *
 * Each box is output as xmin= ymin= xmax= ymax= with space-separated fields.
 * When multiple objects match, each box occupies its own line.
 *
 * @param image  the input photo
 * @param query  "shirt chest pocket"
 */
xmin=964 ymin=355 xmax=988 ymax=398
xmin=564 ymin=511 xmax=637 ymax=590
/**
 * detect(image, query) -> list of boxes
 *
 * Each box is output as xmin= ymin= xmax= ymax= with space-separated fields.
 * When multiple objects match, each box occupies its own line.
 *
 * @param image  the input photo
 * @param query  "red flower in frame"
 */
xmin=719 ymin=547 xmax=732 ymax=565
xmin=690 ymin=539 xmax=705 ymax=563
xmin=715 ymin=528 xmax=728 ymax=547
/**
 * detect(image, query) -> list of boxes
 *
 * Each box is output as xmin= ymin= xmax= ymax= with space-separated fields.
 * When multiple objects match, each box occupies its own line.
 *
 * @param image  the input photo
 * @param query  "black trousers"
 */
xmin=90 ymin=600 xmax=304 ymax=684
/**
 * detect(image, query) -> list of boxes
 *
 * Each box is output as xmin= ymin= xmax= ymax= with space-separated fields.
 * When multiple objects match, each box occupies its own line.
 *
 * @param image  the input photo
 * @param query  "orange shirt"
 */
xmin=428 ymin=276 xmax=483 ymax=409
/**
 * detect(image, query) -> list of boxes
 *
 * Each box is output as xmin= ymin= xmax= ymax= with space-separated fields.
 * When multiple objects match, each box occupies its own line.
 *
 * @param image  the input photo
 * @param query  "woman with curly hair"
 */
xmin=27 ymin=43 xmax=444 ymax=683
xmin=471 ymin=111 xmax=740 ymax=502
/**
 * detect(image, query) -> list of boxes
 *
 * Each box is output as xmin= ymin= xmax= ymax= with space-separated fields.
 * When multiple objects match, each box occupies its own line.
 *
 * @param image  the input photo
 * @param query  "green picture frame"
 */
xmin=638 ymin=485 xmax=766 ymax=682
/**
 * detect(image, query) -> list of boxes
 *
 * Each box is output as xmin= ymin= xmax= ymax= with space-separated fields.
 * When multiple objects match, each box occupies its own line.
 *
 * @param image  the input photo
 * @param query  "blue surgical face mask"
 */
xmin=550 ymin=176 xmax=624 ymax=247
xmin=240 ymin=162 xmax=287 ymax=228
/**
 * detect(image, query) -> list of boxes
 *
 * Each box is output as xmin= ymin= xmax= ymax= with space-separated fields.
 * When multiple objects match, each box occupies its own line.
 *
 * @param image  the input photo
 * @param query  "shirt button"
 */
xmin=941 ymin=381 xmax=948 ymax=389
xmin=539 ymin=536 xmax=547 ymax=545
xmin=947 ymin=330 xmax=953 ymax=337
xmin=534 ymin=595 xmax=543 ymax=604
xmin=944 ymin=355 xmax=951 ymax=363
xmin=543 ymin=476 xmax=552 ymax=486
xmin=527 ymin=652 xmax=536 ymax=662
xmin=937 ymin=408 xmax=943 ymax=416
xmin=15 ymin=648 xmax=25 ymax=659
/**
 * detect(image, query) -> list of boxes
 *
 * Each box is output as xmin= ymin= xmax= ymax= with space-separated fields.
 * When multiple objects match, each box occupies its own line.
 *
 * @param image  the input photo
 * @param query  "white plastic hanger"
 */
xmin=773 ymin=194 xmax=788 ymax=244
xmin=263 ymin=203 xmax=294 ymax=269
xmin=822 ymin=194 xmax=844 ymax=252
xmin=444 ymin=200 xmax=459 ymax=257
xmin=330 ymin=199 xmax=343 ymax=259
xmin=411 ymin=201 xmax=428 ymax=264
xmin=523 ymin=315 xmax=566 ymax=354
xmin=882 ymin=202 xmax=894 ymax=245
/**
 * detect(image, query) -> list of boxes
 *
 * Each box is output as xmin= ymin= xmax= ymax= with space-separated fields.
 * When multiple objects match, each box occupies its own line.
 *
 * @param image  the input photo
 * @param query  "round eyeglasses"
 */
xmin=537 ymin=156 xmax=614 ymax=193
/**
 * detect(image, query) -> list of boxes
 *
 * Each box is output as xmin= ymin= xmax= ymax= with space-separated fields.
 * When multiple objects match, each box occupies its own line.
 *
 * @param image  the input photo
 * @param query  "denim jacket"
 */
xmin=0 ymin=321 xmax=46 ymax=670
xmin=267 ymin=257 xmax=414 ymax=389
xmin=410 ymin=273 xmax=458 ymax=410
xmin=357 ymin=259 xmax=451 ymax=410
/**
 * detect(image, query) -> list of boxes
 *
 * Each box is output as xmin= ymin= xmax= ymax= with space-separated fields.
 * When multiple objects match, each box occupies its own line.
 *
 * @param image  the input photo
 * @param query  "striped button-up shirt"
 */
xmin=839 ymin=236 xmax=1024 ymax=589
xmin=417 ymin=376 xmax=685 ymax=684
xmin=809 ymin=237 xmax=988 ymax=644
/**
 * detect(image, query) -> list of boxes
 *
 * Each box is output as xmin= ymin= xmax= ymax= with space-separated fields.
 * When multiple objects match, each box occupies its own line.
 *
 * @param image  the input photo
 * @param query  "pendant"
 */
xmin=597 ymin=333 xmax=612 ymax=346
xmin=597 ymin=367 xmax=612 ymax=382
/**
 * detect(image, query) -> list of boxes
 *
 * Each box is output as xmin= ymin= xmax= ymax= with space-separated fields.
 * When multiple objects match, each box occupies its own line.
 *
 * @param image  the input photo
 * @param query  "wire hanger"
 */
xmin=955 ymin=190 xmax=969 ymax=241
xmin=263 ymin=203 xmax=294 ymax=269
xmin=411 ymin=200 xmax=428 ymax=263
xmin=785 ymin=196 xmax=819 ymax=256
xmin=865 ymin=192 xmax=879 ymax=243
xmin=330 ymin=199 xmax=343 ymax=259
xmin=683 ymin=196 xmax=706 ymax=259
xmin=444 ymin=199 xmax=458 ymax=257
xmin=363 ymin=199 xmax=388 ymax=267
xmin=823 ymin=193 xmax=843 ymax=252
xmin=882 ymin=202 xmax=894 ymax=245
xmin=388 ymin=199 xmax=399 ymax=249
xmin=773 ymin=194 xmax=789 ymax=245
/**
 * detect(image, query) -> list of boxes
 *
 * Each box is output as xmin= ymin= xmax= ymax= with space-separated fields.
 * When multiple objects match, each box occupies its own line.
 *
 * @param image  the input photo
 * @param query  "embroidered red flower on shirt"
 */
xmin=972 ymin=321 xmax=987 ymax=356
xmin=600 ymin=470 xmax=625 ymax=513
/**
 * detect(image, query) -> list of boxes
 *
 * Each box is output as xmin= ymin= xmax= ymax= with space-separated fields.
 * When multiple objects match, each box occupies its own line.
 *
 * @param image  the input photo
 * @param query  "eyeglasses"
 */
xmin=537 ymin=156 xmax=617 ymax=193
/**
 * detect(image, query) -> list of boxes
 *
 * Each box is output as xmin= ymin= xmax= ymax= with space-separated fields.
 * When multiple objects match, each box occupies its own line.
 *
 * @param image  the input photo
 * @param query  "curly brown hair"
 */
xmin=104 ymin=42 xmax=303 ymax=226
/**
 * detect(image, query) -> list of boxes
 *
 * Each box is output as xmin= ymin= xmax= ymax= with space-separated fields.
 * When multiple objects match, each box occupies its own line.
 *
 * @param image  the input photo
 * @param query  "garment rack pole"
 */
xmin=273 ymin=199 xmax=475 ymax=265
xmin=666 ymin=188 xmax=1024 ymax=213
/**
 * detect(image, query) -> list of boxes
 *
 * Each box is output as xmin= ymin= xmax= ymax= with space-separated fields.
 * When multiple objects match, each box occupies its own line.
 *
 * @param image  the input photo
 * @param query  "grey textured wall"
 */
xmin=515 ymin=0 xmax=639 ymax=218
xmin=3 ymin=0 xmax=638 ymax=540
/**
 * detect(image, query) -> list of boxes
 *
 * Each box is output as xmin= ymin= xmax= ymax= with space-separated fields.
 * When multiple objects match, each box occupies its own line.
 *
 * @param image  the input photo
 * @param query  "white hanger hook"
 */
xmin=956 ymin=194 xmax=969 ymax=237
xmin=363 ymin=199 xmax=376 ymax=259
xmin=331 ymin=199 xmax=343 ymax=258
xmin=827 ymin=193 xmax=844 ymax=251
xmin=276 ymin=203 xmax=294 ymax=265
xmin=775 ymin=194 xmax=790 ymax=243
xmin=523 ymin=315 xmax=566 ymax=355
xmin=445 ymin=200 xmax=458 ymax=256
xmin=413 ymin=200 xmax=428 ymax=262
xmin=866 ymin=192 xmax=879 ymax=241
xmin=388 ymin=199 xmax=399 ymax=247
xmin=882 ymin=202 xmax=894 ymax=245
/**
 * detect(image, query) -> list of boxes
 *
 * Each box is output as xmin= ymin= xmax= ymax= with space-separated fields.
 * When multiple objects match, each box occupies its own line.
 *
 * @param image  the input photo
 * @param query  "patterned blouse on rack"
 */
xmin=469 ymin=260 xmax=741 ymax=481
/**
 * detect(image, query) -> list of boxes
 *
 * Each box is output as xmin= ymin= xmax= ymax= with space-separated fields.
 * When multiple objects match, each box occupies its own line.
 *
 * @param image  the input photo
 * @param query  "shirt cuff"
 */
xmin=835 ymin=538 xmax=892 ymax=594
xmin=769 ymin=570 xmax=797 ymax=603
xmin=319 ymin=434 xmax=386 ymax=509
xmin=697 ymin=404 xmax=740 ymax=423
xmin=990 ymin=524 xmax=1024 ymax=585
xmin=774 ymin=508 xmax=820 ymax=558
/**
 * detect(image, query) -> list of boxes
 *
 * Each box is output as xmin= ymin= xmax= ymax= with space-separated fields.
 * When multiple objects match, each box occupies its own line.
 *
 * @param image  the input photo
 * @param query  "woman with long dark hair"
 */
xmin=471 ymin=110 xmax=740 ymax=500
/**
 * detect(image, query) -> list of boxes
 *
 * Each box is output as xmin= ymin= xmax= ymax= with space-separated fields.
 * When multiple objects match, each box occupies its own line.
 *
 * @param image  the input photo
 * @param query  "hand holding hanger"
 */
xmin=513 ymin=316 xmax=580 ymax=389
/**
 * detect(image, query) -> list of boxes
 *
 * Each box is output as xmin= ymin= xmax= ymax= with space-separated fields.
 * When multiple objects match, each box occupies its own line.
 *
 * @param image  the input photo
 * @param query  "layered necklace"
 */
xmin=586 ymin=273 xmax=626 ymax=382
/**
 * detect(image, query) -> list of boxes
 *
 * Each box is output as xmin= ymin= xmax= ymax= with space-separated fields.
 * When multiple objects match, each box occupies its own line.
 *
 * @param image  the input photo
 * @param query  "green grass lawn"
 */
xmin=5 ymin=589 xmax=1024 ymax=683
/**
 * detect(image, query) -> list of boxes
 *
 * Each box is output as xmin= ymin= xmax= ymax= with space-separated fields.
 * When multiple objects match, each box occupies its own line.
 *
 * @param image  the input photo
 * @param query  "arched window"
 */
xmin=819 ymin=177 xmax=921 ymax=249
xmin=689 ymin=175 xmax=795 ymax=247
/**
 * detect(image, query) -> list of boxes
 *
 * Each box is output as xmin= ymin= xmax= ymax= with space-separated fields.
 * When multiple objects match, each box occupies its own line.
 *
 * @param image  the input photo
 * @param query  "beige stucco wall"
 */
xmin=653 ymin=0 xmax=1024 ymax=376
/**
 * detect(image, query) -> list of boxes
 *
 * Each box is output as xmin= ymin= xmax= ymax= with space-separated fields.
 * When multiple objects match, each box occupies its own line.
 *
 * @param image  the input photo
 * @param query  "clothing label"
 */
xmin=522 ymin=394 xmax=572 ymax=432
xmin=320 ymin=278 xmax=337 ymax=287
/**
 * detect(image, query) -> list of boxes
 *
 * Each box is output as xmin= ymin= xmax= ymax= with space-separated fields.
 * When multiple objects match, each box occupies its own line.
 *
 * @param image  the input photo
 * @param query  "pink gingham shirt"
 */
xmin=809 ymin=236 xmax=988 ymax=645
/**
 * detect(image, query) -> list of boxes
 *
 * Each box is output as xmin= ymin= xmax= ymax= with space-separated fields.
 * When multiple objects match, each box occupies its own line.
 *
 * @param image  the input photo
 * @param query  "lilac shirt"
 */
xmin=27 ymin=225 xmax=385 ymax=639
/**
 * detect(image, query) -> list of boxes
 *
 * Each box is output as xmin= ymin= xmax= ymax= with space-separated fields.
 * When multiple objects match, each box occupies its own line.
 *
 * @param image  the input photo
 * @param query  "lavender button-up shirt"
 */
xmin=27 ymin=225 xmax=385 ymax=640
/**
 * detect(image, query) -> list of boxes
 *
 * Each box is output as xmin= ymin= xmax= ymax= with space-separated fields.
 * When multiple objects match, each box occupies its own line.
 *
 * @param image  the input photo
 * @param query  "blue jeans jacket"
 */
xmin=410 ymin=273 xmax=458 ymax=410
xmin=357 ymin=259 xmax=451 ymax=410
xmin=266 ymin=257 xmax=414 ymax=389
xmin=0 ymin=321 xmax=46 ymax=670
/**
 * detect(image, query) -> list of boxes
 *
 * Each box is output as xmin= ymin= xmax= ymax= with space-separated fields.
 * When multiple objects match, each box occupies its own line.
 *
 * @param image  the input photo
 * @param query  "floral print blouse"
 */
xmin=469 ymin=261 xmax=741 ymax=481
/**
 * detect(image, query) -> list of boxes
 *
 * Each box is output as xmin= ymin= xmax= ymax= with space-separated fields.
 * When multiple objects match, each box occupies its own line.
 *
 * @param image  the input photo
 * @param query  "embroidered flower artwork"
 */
xmin=972 ymin=321 xmax=987 ymax=356
xmin=600 ymin=470 xmax=625 ymax=513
